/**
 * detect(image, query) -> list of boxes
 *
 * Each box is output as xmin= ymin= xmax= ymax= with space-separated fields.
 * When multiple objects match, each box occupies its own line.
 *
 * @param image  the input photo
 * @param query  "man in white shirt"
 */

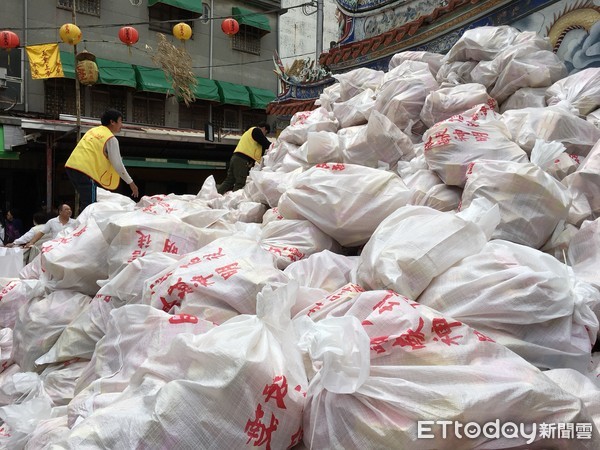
xmin=25 ymin=204 xmax=77 ymax=248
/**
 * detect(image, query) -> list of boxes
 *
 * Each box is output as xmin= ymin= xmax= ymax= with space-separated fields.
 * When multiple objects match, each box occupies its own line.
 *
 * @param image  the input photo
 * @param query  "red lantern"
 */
xmin=119 ymin=26 xmax=139 ymax=46
xmin=0 ymin=30 xmax=20 ymax=50
xmin=221 ymin=18 xmax=239 ymax=36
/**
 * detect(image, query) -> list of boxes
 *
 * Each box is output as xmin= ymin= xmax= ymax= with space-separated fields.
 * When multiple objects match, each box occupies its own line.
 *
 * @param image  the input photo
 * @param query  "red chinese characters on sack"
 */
xmin=431 ymin=317 xmax=463 ymax=346
xmin=263 ymin=375 xmax=288 ymax=409
xmin=190 ymin=274 xmax=214 ymax=287
xmin=393 ymin=317 xmax=427 ymax=350
xmin=149 ymin=271 xmax=173 ymax=290
xmin=245 ymin=404 xmax=279 ymax=450
xmin=180 ymin=248 xmax=225 ymax=268
xmin=473 ymin=330 xmax=495 ymax=342
xmin=162 ymin=238 xmax=179 ymax=254
xmin=168 ymin=314 xmax=199 ymax=324
xmin=167 ymin=277 xmax=193 ymax=300
xmin=373 ymin=290 xmax=402 ymax=315
xmin=315 ymin=163 xmax=346 ymax=171
xmin=135 ymin=230 xmax=152 ymax=249
xmin=215 ymin=262 xmax=240 ymax=280
xmin=0 ymin=281 xmax=17 ymax=302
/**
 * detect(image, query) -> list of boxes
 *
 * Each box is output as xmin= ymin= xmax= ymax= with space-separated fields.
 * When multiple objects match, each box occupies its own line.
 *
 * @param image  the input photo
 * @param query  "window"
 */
xmin=89 ymin=85 xmax=128 ymax=122
xmin=223 ymin=108 xmax=240 ymax=131
xmin=57 ymin=0 xmax=100 ymax=16
xmin=231 ymin=25 xmax=262 ymax=55
xmin=242 ymin=111 xmax=267 ymax=133
xmin=45 ymin=78 xmax=83 ymax=118
xmin=179 ymin=103 xmax=210 ymax=130
xmin=149 ymin=3 xmax=199 ymax=35
xmin=132 ymin=93 xmax=165 ymax=126
xmin=201 ymin=3 xmax=210 ymax=24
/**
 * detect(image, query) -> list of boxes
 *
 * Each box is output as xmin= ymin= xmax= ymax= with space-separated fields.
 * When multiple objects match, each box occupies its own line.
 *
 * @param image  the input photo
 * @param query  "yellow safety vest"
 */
xmin=65 ymin=125 xmax=120 ymax=190
xmin=234 ymin=127 xmax=263 ymax=162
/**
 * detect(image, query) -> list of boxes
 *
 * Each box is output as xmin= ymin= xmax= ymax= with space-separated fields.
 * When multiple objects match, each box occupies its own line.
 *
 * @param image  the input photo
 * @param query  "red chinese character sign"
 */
xmin=59 ymin=23 xmax=82 ymax=45
xmin=221 ymin=18 xmax=239 ymax=36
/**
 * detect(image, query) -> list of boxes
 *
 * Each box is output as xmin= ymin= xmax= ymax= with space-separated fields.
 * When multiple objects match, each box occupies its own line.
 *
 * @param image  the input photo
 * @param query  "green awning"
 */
xmin=232 ymin=7 xmax=271 ymax=33
xmin=59 ymin=52 xmax=136 ymax=87
xmin=0 ymin=151 xmax=19 ymax=160
xmin=59 ymin=51 xmax=75 ymax=79
xmin=193 ymin=77 xmax=220 ymax=102
xmin=215 ymin=80 xmax=251 ymax=107
xmin=148 ymin=0 xmax=202 ymax=14
xmin=123 ymin=157 xmax=226 ymax=170
xmin=134 ymin=66 xmax=173 ymax=94
xmin=97 ymin=58 xmax=136 ymax=88
xmin=245 ymin=86 xmax=276 ymax=110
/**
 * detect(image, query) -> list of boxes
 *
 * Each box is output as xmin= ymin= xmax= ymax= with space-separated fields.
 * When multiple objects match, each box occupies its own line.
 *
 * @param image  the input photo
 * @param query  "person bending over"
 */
xmin=217 ymin=123 xmax=271 ymax=194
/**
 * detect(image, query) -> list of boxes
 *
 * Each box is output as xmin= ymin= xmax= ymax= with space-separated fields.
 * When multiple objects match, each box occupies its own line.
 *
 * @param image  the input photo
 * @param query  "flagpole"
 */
xmin=72 ymin=0 xmax=82 ymax=216
xmin=72 ymin=0 xmax=81 ymax=141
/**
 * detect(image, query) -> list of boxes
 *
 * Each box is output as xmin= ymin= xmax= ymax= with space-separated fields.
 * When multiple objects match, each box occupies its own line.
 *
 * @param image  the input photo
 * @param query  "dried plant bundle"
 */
xmin=151 ymin=33 xmax=197 ymax=106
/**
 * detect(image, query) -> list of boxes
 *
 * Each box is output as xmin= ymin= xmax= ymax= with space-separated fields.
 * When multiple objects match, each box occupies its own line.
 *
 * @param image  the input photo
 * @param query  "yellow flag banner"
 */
xmin=25 ymin=43 xmax=65 ymax=79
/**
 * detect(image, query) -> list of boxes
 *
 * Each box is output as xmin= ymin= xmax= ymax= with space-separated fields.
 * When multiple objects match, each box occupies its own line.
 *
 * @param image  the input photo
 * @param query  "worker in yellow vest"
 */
xmin=65 ymin=109 xmax=139 ymax=213
xmin=217 ymin=123 xmax=271 ymax=194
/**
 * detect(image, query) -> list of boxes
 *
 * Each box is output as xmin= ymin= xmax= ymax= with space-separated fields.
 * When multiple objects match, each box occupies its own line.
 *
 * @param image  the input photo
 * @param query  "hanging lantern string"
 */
xmin=0 ymin=1 xmax=314 ymax=36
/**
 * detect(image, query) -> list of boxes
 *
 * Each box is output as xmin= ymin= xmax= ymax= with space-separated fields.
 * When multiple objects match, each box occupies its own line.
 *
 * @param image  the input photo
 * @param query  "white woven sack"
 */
xmin=544 ymin=369 xmax=600 ymax=434
xmin=278 ymin=163 xmax=414 ymax=247
xmin=568 ymin=218 xmax=600 ymax=292
xmin=423 ymin=104 xmax=528 ymax=186
xmin=11 ymin=290 xmax=90 ymax=372
xmin=39 ymin=218 xmax=108 ymax=296
xmin=418 ymin=239 xmax=599 ymax=372
xmin=316 ymin=82 xmax=341 ymax=111
xmin=68 ymin=304 xmax=216 ymax=427
xmin=0 ymin=248 xmax=24 ymax=278
xmin=292 ymin=282 xmax=365 ymax=322
xmin=22 ymin=414 xmax=70 ymax=450
xmin=40 ymin=360 xmax=90 ymax=406
xmin=435 ymin=60 xmax=477 ymax=85
xmin=481 ymin=46 xmax=566 ymax=104
xmin=356 ymin=199 xmax=500 ymax=299
xmin=0 ymin=328 xmax=13 ymax=373
xmin=333 ymin=67 xmax=385 ymax=101
xmin=332 ymin=87 xmax=375 ymax=128
xmin=373 ymin=61 xmax=438 ymax=134
xmin=444 ymin=25 xmax=521 ymax=63
xmin=501 ymin=103 xmax=600 ymax=156
xmin=278 ymin=107 xmax=339 ymax=146
xmin=341 ymin=110 xmax=415 ymax=169
xmin=143 ymin=236 xmax=286 ymax=324
xmin=461 ymin=159 xmax=572 ymax=248
xmin=414 ymin=183 xmax=462 ymax=212
xmin=0 ymin=278 xmax=44 ymax=330
xmin=63 ymin=284 xmax=307 ymax=450
xmin=105 ymin=209 xmax=226 ymax=279
xmin=546 ymin=67 xmax=600 ymax=116
xmin=388 ymin=50 xmax=444 ymax=77
xmin=297 ymin=289 xmax=599 ymax=449
xmin=420 ymin=83 xmax=495 ymax=128
xmin=35 ymin=296 xmax=114 ymax=365
xmin=283 ymin=249 xmax=358 ymax=293
xmin=261 ymin=140 xmax=299 ymax=171
xmin=562 ymin=139 xmax=600 ymax=219
xmin=500 ymin=86 xmax=547 ymax=113
xmin=260 ymin=218 xmax=339 ymax=270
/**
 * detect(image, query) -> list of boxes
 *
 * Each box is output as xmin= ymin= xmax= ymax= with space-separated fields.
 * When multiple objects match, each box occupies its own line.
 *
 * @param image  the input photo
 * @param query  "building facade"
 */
xmin=0 ymin=0 xmax=282 ymax=222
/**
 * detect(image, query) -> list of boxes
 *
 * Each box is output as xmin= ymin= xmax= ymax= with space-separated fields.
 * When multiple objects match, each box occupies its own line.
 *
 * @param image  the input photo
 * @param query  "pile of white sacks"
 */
xmin=1 ymin=25 xmax=600 ymax=449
